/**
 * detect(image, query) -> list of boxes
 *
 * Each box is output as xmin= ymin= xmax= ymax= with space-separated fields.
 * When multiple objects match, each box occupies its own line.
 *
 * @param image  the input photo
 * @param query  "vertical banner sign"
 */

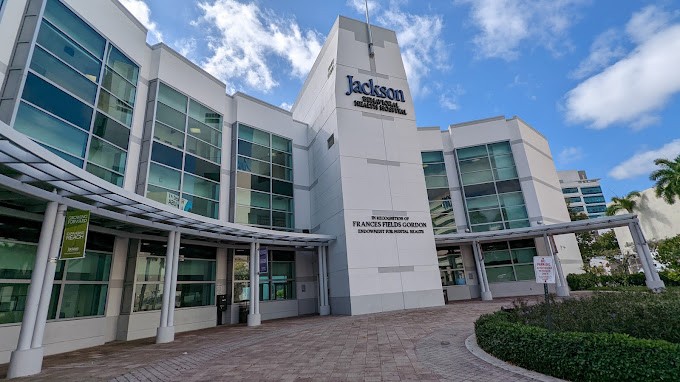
xmin=259 ymin=248 xmax=268 ymax=274
xmin=533 ymin=256 xmax=556 ymax=284
xmin=60 ymin=210 xmax=90 ymax=259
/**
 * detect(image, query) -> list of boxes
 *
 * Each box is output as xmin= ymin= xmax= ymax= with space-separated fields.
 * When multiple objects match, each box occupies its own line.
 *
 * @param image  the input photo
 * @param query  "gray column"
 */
xmin=473 ymin=242 xmax=493 ymax=301
xmin=247 ymin=241 xmax=261 ymax=326
xmin=7 ymin=201 xmax=60 ymax=379
xmin=253 ymin=242 xmax=260 ymax=316
xmin=31 ymin=204 xmax=67 ymax=349
xmin=545 ymin=235 xmax=569 ymax=297
xmin=167 ymin=232 xmax=181 ymax=326
xmin=318 ymin=246 xmax=330 ymax=315
xmin=156 ymin=231 xmax=176 ymax=343
xmin=629 ymin=222 xmax=665 ymax=291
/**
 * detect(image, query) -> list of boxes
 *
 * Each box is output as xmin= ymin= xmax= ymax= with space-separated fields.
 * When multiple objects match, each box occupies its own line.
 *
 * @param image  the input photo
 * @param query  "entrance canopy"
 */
xmin=435 ymin=214 xmax=639 ymax=246
xmin=0 ymin=122 xmax=333 ymax=247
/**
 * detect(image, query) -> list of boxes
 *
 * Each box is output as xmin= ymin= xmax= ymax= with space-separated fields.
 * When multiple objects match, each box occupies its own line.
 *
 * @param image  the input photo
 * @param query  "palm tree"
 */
xmin=606 ymin=191 xmax=641 ymax=216
xmin=650 ymin=155 xmax=680 ymax=205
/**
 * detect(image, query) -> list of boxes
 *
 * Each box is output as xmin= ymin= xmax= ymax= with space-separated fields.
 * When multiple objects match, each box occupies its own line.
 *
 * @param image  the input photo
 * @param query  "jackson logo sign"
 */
xmin=345 ymin=75 xmax=407 ymax=115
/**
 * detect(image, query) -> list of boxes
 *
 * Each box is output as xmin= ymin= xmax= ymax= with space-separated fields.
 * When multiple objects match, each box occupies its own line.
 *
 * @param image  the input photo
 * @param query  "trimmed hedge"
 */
xmin=567 ymin=272 xmax=680 ymax=291
xmin=475 ymin=312 xmax=680 ymax=381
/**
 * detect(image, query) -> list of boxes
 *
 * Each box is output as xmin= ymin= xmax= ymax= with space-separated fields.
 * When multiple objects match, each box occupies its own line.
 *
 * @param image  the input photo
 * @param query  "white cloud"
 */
xmin=174 ymin=38 xmax=197 ymax=59
xmin=373 ymin=4 xmax=449 ymax=98
xmin=194 ymin=0 xmax=322 ymax=94
xmin=347 ymin=0 xmax=379 ymax=15
xmin=609 ymin=139 xmax=680 ymax=180
xmin=558 ymin=146 xmax=584 ymax=164
xmin=279 ymin=102 xmax=293 ymax=111
xmin=459 ymin=0 xmax=583 ymax=60
xmin=564 ymin=24 xmax=680 ymax=129
xmin=570 ymin=29 xmax=626 ymax=80
xmin=626 ymin=5 xmax=674 ymax=44
xmin=118 ymin=0 xmax=163 ymax=44
xmin=439 ymin=85 xmax=465 ymax=111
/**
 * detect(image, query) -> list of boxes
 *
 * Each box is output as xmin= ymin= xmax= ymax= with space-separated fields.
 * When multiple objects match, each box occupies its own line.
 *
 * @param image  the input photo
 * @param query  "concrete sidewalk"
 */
xmin=1 ymin=297 xmax=547 ymax=381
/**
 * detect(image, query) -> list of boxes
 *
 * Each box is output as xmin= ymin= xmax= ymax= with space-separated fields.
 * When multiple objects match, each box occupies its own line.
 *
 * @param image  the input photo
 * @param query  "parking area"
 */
xmin=1 ymin=297 xmax=547 ymax=381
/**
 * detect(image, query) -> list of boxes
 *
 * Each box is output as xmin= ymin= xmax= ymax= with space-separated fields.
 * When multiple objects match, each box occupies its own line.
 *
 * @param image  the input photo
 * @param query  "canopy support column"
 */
xmin=629 ymin=222 xmax=665 ymax=291
xmin=545 ymin=235 xmax=569 ymax=297
xmin=318 ymin=246 xmax=330 ymax=315
xmin=157 ymin=231 xmax=177 ymax=343
xmin=247 ymin=241 xmax=261 ymax=326
xmin=473 ymin=241 xmax=492 ymax=301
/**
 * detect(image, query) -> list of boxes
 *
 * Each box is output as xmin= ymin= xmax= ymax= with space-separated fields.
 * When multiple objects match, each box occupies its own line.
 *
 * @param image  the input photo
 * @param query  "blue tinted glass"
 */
xmin=581 ymin=187 xmax=603 ymax=195
xmin=97 ymin=90 xmax=133 ymax=127
xmin=107 ymin=46 xmax=138 ymax=84
xmin=38 ymin=143 xmax=84 ymax=167
xmin=30 ymin=46 xmax=97 ymax=103
xmin=43 ymin=0 xmax=105 ymax=58
xmin=87 ymin=163 xmax=123 ymax=187
xmin=92 ymin=113 xmax=129 ymax=150
xmin=15 ymin=102 xmax=88 ymax=159
xmin=37 ymin=21 xmax=101 ymax=82
xmin=182 ymin=194 xmax=218 ymax=219
xmin=102 ymin=67 xmax=136 ymax=105
xmin=22 ymin=73 xmax=93 ymax=130
xmin=272 ymin=180 xmax=293 ymax=197
xmin=151 ymin=142 xmax=183 ymax=169
xmin=562 ymin=188 xmax=578 ymax=194
xmin=88 ymin=136 xmax=126 ymax=173
xmin=586 ymin=205 xmax=606 ymax=213
xmin=184 ymin=154 xmax=220 ymax=181
xmin=421 ymin=151 xmax=444 ymax=164
xmin=583 ymin=195 xmax=605 ymax=204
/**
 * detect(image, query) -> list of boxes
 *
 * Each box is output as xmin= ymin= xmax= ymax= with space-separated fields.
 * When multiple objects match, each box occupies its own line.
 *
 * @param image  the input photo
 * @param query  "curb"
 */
xmin=465 ymin=335 xmax=568 ymax=382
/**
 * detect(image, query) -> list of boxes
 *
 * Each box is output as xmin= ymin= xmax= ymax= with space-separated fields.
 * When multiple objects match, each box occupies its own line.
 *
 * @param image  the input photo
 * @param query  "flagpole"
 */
xmin=364 ymin=0 xmax=375 ymax=57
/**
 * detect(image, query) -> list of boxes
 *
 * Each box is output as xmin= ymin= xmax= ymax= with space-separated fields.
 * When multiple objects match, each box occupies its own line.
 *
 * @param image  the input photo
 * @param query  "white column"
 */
xmin=473 ymin=242 xmax=493 ymax=301
xmin=167 ymin=232 xmax=181 ymax=327
xmin=545 ymin=235 xmax=569 ymax=297
xmin=253 ymin=242 xmax=260 ymax=316
xmin=629 ymin=222 xmax=665 ymax=291
xmin=7 ymin=201 xmax=59 ymax=379
xmin=31 ymin=204 xmax=67 ymax=349
xmin=156 ymin=231 xmax=175 ymax=343
xmin=247 ymin=241 xmax=261 ymax=326
xmin=318 ymin=246 xmax=330 ymax=315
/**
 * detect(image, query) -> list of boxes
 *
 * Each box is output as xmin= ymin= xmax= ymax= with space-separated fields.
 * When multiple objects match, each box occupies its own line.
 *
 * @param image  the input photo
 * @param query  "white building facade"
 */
xmin=0 ymin=0 xmax=583 ymax=372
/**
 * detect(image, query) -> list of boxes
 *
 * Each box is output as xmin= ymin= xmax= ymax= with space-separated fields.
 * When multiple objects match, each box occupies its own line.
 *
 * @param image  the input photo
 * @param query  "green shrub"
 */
xmin=475 ymin=311 xmax=680 ymax=381
xmin=567 ymin=272 xmax=680 ymax=290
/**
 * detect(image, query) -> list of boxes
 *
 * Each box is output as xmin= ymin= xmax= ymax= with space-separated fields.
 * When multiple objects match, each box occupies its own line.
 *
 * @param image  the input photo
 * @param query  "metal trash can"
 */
xmin=238 ymin=303 xmax=249 ymax=324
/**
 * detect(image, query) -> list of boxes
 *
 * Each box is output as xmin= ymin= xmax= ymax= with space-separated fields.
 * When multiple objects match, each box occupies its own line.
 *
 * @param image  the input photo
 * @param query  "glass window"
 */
xmin=461 ymin=170 xmax=494 ymax=186
xmin=486 ymin=266 xmax=516 ymax=282
xmin=272 ymin=211 xmax=293 ymax=228
xmin=464 ymin=182 xmax=496 ymax=198
xmin=135 ymin=256 xmax=165 ymax=282
xmin=489 ymin=142 xmax=512 ymax=155
xmin=188 ymin=100 xmax=221 ymax=130
xmin=425 ymin=176 xmax=448 ymax=189
xmin=496 ymin=179 xmax=522 ymax=193
xmin=186 ymin=135 xmax=220 ymax=163
xmin=177 ymin=259 xmax=215 ymax=282
xmin=499 ymin=192 xmax=525 ymax=207
xmin=187 ymin=118 xmax=221 ymax=147
xmin=562 ymin=188 xmax=578 ymax=194
xmin=158 ymin=83 xmax=187 ymax=113
xmin=183 ymin=194 xmax=218 ymax=218
xmin=235 ymin=205 xmax=271 ymax=226
xmin=437 ymin=247 xmax=465 ymax=286
xmin=43 ymin=0 xmax=106 ymax=58
xmin=491 ymin=154 xmax=515 ymax=169
xmin=87 ymin=163 xmax=123 ymax=186
xmin=36 ymin=21 xmax=102 ymax=82
xmin=586 ymin=205 xmax=607 ymax=214
xmin=237 ymin=188 xmax=271 ymax=209
xmin=237 ymin=156 xmax=270 ymax=177
xmin=146 ymin=184 xmax=179 ymax=205
xmin=148 ymin=163 xmax=181 ymax=191
xmin=469 ymin=208 xmax=503 ymax=225
xmin=97 ymin=90 xmax=133 ymax=127
xmin=153 ymin=122 xmax=185 ymax=149
xmin=107 ymin=45 xmax=139 ymax=84
xmin=92 ymin=112 xmax=129 ymax=150
xmin=182 ymin=173 xmax=219 ymax=200
xmin=238 ymin=140 xmax=270 ymax=162
xmin=102 ymin=67 xmax=136 ymax=106
xmin=15 ymin=102 xmax=88 ymax=159
xmin=565 ymin=196 xmax=582 ymax=203
xmin=421 ymin=151 xmax=445 ymax=163
xmin=41 ymin=144 xmax=84 ymax=167
xmin=22 ymin=73 xmax=93 ymax=131
xmin=272 ymin=165 xmax=292 ymax=181
xmin=151 ymin=142 xmax=183 ymax=169
xmin=459 ymin=157 xmax=491 ymax=173
xmin=271 ymin=150 xmax=292 ymax=167
xmin=272 ymin=180 xmax=293 ymax=197
xmin=58 ymin=284 xmax=107 ymax=318
xmin=457 ymin=145 xmax=488 ymax=160
xmin=0 ymin=284 xmax=30 ymax=324
xmin=237 ymin=172 xmax=270 ymax=193
xmin=581 ymin=186 xmax=599 ymax=196
xmin=272 ymin=195 xmax=293 ymax=212
xmin=134 ymin=283 xmax=163 ymax=311
xmin=584 ymin=195 xmax=605 ymax=204
xmin=427 ymin=188 xmax=450 ymax=201
xmin=238 ymin=124 xmax=270 ymax=147
xmin=466 ymin=195 xmax=499 ymax=211
xmin=494 ymin=166 xmax=518 ymax=181
xmin=88 ymin=136 xmax=126 ymax=173
xmin=176 ymin=283 xmax=214 ymax=308
xmin=423 ymin=162 xmax=447 ymax=177
xmin=184 ymin=155 xmax=220 ymax=182
xmin=271 ymin=135 xmax=291 ymax=153
xmin=502 ymin=206 xmax=529 ymax=221
xmin=514 ymin=264 xmax=535 ymax=281
xmin=30 ymin=46 xmax=97 ymax=103
xmin=569 ymin=206 xmax=585 ymax=212
xmin=156 ymin=102 xmax=186 ymax=131
xmin=0 ymin=242 xmax=36 ymax=279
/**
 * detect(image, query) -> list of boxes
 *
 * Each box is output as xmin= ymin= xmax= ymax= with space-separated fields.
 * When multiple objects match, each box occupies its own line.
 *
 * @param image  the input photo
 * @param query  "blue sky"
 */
xmin=119 ymin=0 xmax=680 ymax=201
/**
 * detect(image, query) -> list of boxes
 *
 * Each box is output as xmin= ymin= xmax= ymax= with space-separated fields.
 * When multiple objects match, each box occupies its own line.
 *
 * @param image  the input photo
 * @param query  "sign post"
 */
xmin=534 ymin=256 xmax=555 ymax=330
xmin=59 ymin=210 xmax=90 ymax=260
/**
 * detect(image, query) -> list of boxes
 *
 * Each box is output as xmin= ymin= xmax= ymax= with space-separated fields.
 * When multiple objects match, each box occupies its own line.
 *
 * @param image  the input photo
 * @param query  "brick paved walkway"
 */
xmin=1 ymin=297 xmax=551 ymax=381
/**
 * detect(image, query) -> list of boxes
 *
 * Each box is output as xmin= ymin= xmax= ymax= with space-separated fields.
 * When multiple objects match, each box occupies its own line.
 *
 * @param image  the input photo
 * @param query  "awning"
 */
xmin=0 ymin=121 xmax=334 ymax=247
xmin=435 ymin=214 xmax=638 ymax=245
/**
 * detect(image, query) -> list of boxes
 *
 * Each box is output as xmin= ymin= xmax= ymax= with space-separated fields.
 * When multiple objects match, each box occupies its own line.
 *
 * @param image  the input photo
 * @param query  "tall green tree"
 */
xmin=606 ymin=191 xmax=641 ymax=216
xmin=656 ymin=234 xmax=680 ymax=272
xmin=650 ymin=155 xmax=680 ymax=204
